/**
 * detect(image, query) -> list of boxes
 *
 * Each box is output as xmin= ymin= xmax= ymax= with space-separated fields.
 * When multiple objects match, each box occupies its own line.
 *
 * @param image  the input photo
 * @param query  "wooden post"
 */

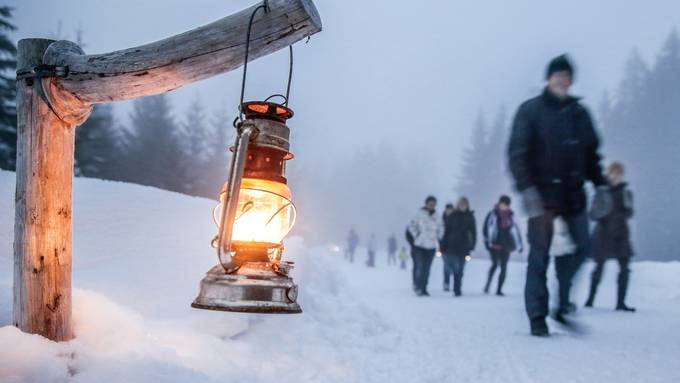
xmin=13 ymin=38 xmax=87 ymax=341
xmin=13 ymin=0 xmax=321 ymax=342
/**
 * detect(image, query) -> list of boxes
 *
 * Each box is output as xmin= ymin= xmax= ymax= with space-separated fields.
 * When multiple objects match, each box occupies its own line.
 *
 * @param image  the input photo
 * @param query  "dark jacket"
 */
xmin=592 ymin=183 xmax=634 ymax=260
xmin=441 ymin=210 xmax=477 ymax=255
xmin=483 ymin=207 xmax=523 ymax=253
xmin=508 ymin=88 xmax=606 ymax=213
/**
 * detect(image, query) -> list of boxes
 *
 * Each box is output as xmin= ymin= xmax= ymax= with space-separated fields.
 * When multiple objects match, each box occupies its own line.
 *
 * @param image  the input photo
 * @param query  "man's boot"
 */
xmin=530 ymin=317 xmax=549 ymax=337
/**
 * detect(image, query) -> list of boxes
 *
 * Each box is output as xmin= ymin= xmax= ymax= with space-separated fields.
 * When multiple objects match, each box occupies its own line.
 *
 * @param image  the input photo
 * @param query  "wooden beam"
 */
xmin=14 ymin=38 xmax=77 ymax=341
xmin=41 ymin=0 xmax=322 ymax=121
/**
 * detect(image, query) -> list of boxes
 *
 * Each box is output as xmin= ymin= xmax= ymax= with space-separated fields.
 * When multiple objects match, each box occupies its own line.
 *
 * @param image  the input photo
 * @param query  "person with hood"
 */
xmin=585 ymin=161 xmax=636 ymax=312
xmin=508 ymin=54 xmax=607 ymax=336
xmin=441 ymin=198 xmax=477 ymax=296
xmin=483 ymin=195 xmax=523 ymax=296
xmin=408 ymin=195 xmax=444 ymax=296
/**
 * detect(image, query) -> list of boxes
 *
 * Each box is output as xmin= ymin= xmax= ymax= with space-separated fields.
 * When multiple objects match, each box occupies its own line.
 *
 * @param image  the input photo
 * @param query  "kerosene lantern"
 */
xmin=192 ymin=1 xmax=303 ymax=313
xmin=192 ymin=100 xmax=300 ymax=313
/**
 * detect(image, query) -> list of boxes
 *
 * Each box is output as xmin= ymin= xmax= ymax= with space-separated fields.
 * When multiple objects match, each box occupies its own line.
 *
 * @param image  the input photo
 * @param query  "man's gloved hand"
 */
xmin=521 ymin=186 xmax=545 ymax=218
xmin=590 ymin=185 xmax=613 ymax=220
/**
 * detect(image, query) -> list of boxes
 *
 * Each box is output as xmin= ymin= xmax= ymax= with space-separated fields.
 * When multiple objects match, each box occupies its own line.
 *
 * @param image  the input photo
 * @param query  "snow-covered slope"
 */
xmin=1 ymin=170 xmax=678 ymax=383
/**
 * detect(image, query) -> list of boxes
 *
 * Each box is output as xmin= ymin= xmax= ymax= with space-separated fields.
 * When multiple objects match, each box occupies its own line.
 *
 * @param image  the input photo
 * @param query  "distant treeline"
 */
xmin=457 ymin=29 xmax=680 ymax=261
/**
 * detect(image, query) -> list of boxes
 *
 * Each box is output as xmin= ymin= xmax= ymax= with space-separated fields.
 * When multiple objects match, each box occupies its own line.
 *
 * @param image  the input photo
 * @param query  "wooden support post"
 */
xmin=13 ymin=38 xmax=88 ymax=341
xmin=13 ymin=0 xmax=321 ymax=342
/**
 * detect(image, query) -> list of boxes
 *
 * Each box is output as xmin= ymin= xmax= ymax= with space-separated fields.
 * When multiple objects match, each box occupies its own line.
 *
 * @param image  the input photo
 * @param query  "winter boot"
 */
xmin=443 ymin=282 xmax=450 ymax=292
xmin=530 ymin=317 xmax=549 ymax=337
xmin=615 ymin=304 xmax=636 ymax=312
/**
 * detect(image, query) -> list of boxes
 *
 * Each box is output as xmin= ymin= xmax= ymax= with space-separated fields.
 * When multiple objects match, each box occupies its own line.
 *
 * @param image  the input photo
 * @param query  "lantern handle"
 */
xmin=238 ymin=1 xmax=294 ymax=122
xmin=216 ymin=124 xmax=256 ymax=272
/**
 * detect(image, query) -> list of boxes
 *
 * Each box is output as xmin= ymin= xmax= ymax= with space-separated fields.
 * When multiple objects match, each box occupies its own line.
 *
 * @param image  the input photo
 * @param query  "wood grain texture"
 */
xmin=42 ymin=0 xmax=321 ymax=119
xmin=14 ymin=38 xmax=75 ymax=341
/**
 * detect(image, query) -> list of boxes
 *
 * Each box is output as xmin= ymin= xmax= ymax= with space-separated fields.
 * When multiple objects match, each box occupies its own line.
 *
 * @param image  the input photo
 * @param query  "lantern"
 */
xmin=191 ymin=1 xmax=306 ymax=314
xmin=192 ymin=101 xmax=301 ymax=313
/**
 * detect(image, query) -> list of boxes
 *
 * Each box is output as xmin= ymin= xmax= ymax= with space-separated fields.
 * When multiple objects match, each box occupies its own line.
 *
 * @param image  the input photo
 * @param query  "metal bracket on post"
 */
xmin=16 ymin=65 xmax=71 ymax=121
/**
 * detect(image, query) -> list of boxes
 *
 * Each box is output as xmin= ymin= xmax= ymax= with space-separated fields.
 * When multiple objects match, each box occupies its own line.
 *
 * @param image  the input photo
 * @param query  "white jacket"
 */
xmin=408 ymin=208 xmax=444 ymax=250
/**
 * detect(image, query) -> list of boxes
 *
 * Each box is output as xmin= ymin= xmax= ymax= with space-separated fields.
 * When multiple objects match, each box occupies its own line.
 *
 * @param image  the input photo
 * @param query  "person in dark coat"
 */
xmin=585 ymin=162 xmax=636 ymax=312
xmin=346 ymin=228 xmax=359 ymax=263
xmin=483 ymin=195 xmax=523 ymax=296
xmin=441 ymin=198 xmax=477 ymax=296
xmin=508 ymin=54 xmax=607 ymax=336
xmin=387 ymin=233 xmax=398 ymax=266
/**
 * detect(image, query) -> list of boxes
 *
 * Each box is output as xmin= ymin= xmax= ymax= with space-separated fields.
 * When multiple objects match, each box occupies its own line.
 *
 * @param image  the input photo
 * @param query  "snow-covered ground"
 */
xmin=1 ymin=170 xmax=678 ymax=383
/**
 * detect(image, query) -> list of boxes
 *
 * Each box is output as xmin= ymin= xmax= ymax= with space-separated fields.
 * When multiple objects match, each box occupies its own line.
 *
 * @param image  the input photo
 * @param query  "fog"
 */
xmin=8 ymin=0 xmax=680 ymax=251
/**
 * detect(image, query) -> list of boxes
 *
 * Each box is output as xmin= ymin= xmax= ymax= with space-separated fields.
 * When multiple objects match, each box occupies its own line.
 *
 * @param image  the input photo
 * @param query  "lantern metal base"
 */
xmin=191 ymin=262 xmax=301 ymax=314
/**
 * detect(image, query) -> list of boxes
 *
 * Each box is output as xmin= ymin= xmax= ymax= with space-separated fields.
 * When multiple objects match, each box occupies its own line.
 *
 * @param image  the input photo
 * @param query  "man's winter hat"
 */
xmin=499 ymin=195 xmax=511 ymax=205
xmin=425 ymin=195 xmax=437 ymax=204
xmin=445 ymin=203 xmax=454 ymax=209
xmin=546 ymin=54 xmax=574 ymax=79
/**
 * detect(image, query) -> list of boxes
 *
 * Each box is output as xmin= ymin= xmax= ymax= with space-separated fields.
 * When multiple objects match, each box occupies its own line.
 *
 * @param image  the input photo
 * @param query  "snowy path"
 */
xmin=325 ymin=249 xmax=680 ymax=383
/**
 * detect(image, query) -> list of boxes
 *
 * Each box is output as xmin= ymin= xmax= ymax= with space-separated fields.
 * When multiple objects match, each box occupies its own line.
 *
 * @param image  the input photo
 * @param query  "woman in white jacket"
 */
xmin=408 ymin=196 xmax=444 ymax=296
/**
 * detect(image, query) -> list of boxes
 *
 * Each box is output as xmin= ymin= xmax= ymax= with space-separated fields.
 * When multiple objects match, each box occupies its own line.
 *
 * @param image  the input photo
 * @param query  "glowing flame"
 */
xmin=465 ymin=255 xmax=472 ymax=262
xmin=229 ymin=178 xmax=296 ymax=246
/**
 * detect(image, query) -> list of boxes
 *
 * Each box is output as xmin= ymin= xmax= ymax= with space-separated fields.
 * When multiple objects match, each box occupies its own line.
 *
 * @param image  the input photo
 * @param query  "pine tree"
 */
xmin=456 ymin=112 xmax=488 ymax=209
xmin=0 ymin=6 xmax=17 ymax=170
xmin=202 ymin=106 xmax=234 ymax=198
xmin=123 ymin=94 xmax=187 ymax=193
xmin=75 ymin=104 xmax=123 ymax=179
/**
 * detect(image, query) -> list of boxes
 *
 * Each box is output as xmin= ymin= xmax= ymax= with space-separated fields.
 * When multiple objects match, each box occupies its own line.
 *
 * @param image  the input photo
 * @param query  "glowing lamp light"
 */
xmin=192 ymin=101 xmax=302 ymax=314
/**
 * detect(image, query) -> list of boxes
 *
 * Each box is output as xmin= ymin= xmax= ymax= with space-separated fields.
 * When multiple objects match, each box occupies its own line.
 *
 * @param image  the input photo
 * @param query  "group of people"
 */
xmin=403 ymin=54 xmax=637 ymax=337
xmin=345 ymin=229 xmax=409 ymax=269
xmin=405 ymin=194 xmax=524 ymax=298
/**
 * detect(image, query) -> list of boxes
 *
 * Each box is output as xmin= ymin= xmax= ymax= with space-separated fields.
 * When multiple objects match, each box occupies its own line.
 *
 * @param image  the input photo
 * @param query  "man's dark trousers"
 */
xmin=525 ymin=210 xmax=590 ymax=320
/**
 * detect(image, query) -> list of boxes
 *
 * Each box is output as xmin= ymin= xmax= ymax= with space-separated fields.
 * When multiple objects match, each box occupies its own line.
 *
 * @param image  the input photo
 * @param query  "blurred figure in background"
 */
xmin=586 ymin=161 xmax=636 ymax=312
xmin=366 ymin=233 xmax=377 ymax=268
xmin=346 ymin=228 xmax=359 ymax=263
xmin=398 ymin=246 xmax=409 ymax=270
xmin=387 ymin=233 xmax=398 ymax=266
xmin=508 ymin=54 xmax=607 ymax=336
xmin=483 ymin=195 xmax=523 ymax=296
xmin=408 ymin=195 xmax=444 ymax=296
xmin=441 ymin=198 xmax=477 ymax=296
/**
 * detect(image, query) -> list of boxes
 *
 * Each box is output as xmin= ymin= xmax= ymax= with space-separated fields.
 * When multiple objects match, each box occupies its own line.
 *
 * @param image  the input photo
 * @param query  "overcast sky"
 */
xmin=7 ymin=0 xmax=680 ymax=240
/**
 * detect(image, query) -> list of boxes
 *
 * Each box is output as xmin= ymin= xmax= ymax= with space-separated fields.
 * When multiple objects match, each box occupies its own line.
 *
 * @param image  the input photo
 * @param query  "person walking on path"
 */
xmin=408 ymin=195 xmax=444 ymax=296
xmin=346 ymin=228 xmax=359 ymax=263
xmin=387 ymin=233 xmax=398 ymax=266
xmin=441 ymin=198 xmax=477 ymax=296
xmin=366 ymin=233 xmax=377 ymax=268
xmin=508 ymin=54 xmax=607 ymax=336
xmin=398 ymin=246 xmax=408 ymax=270
xmin=585 ymin=161 xmax=636 ymax=312
xmin=483 ymin=195 xmax=523 ymax=296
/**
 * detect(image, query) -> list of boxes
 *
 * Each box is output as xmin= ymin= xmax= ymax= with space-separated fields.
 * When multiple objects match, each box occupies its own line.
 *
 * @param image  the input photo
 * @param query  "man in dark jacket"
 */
xmin=508 ymin=54 xmax=607 ymax=336
xmin=441 ymin=198 xmax=476 ymax=296
xmin=585 ymin=161 xmax=636 ymax=312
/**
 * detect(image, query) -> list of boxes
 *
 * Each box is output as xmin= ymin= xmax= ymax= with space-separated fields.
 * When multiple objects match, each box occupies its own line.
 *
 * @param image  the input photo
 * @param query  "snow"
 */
xmin=1 ymin=170 xmax=679 ymax=383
